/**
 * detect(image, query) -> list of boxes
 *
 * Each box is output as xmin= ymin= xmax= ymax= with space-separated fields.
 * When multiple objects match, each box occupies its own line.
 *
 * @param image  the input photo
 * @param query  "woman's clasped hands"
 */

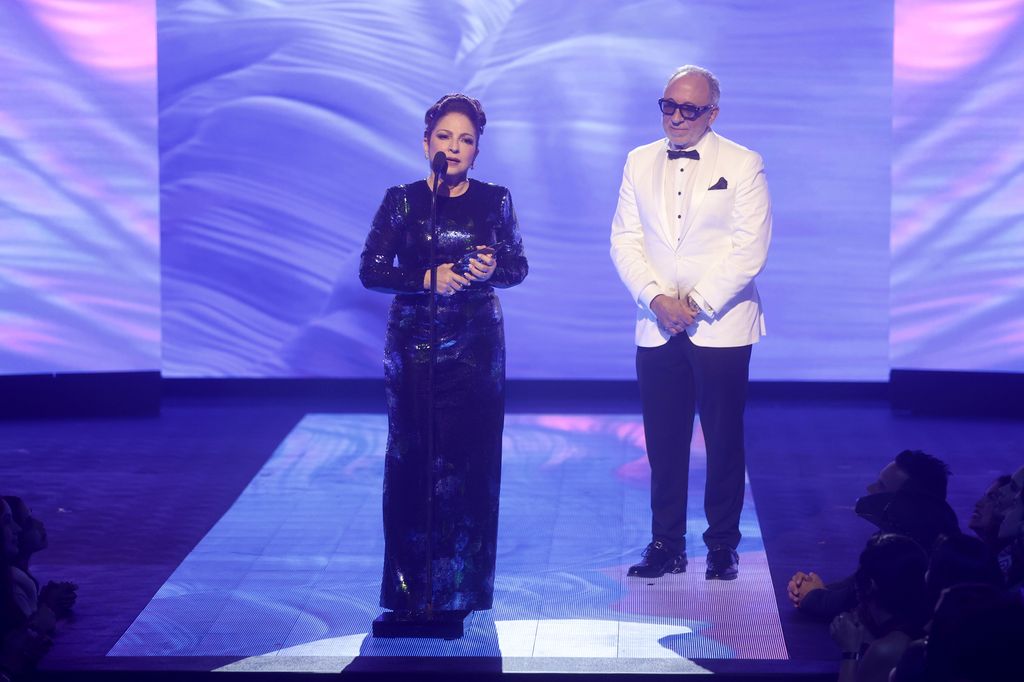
xmin=424 ymin=246 xmax=497 ymax=295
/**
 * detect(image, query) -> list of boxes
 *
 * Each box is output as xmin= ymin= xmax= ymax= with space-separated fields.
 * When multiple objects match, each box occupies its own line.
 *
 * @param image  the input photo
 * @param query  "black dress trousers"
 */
xmin=635 ymin=332 xmax=751 ymax=553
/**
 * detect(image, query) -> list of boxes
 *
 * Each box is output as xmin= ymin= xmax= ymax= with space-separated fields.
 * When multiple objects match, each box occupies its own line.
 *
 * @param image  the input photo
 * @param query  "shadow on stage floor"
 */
xmin=2 ymin=383 xmax=1022 ymax=680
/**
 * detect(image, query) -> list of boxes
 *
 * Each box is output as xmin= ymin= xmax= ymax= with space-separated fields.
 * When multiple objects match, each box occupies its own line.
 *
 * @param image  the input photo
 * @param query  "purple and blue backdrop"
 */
xmin=2 ymin=0 xmax=1022 ymax=380
xmin=0 ymin=0 xmax=160 ymax=375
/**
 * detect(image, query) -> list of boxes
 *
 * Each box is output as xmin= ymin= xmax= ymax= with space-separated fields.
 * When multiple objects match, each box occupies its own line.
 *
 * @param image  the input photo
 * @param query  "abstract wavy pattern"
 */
xmin=0 ymin=1 xmax=160 ymax=375
xmin=110 ymin=413 xmax=785 ymax=664
xmin=157 ymin=1 xmax=894 ymax=379
xmin=891 ymin=0 xmax=1024 ymax=372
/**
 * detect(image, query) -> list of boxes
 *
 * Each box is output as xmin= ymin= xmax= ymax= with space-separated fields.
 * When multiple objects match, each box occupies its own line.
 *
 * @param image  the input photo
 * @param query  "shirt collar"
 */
xmin=665 ymin=128 xmax=713 ymax=155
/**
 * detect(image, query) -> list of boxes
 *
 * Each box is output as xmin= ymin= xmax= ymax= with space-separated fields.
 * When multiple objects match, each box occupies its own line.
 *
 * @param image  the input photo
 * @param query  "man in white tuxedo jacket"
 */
xmin=610 ymin=65 xmax=771 ymax=581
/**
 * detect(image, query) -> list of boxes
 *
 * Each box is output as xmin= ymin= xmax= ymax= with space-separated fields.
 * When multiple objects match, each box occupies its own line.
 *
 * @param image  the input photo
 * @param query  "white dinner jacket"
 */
xmin=610 ymin=130 xmax=772 ymax=348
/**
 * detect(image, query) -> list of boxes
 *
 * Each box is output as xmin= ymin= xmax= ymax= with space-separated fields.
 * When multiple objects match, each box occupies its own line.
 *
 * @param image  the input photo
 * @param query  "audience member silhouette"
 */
xmin=807 ymin=465 xmax=1024 ymax=682
xmin=1 ymin=498 xmax=52 ymax=681
xmin=830 ymin=533 xmax=929 ymax=682
xmin=853 ymin=485 xmax=958 ymax=551
xmin=891 ymin=583 xmax=1024 ymax=682
xmin=924 ymin=533 xmax=1003 ymax=608
xmin=1 ymin=499 xmax=21 ymax=631
xmin=997 ymin=475 xmax=1024 ymax=592
xmin=788 ymin=450 xmax=956 ymax=620
xmin=968 ymin=474 xmax=1015 ymax=550
xmin=0 ymin=496 xmax=70 ymax=682
xmin=891 ymin=530 xmax=1010 ymax=682
xmin=2 ymin=497 xmax=75 ymax=621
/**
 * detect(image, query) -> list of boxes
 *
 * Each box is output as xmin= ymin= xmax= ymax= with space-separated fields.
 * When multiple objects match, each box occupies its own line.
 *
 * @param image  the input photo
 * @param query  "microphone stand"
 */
xmin=373 ymin=154 xmax=464 ymax=640
xmin=424 ymin=162 xmax=440 ymax=623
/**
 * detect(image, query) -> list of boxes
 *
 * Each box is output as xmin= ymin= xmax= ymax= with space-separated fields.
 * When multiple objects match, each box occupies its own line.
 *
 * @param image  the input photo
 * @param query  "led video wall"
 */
xmin=4 ymin=1 xmax=1022 ymax=381
xmin=0 ymin=1 xmax=160 ymax=375
xmin=156 ymin=0 xmax=893 ymax=380
xmin=890 ymin=0 xmax=1024 ymax=372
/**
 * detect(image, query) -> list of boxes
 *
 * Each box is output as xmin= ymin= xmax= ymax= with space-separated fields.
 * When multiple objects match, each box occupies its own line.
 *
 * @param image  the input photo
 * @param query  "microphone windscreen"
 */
xmin=431 ymin=151 xmax=448 ymax=178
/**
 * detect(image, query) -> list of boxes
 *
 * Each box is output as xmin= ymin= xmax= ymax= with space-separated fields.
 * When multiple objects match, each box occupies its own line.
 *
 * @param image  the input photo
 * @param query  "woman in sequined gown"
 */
xmin=359 ymin=94 xmax=527 ymax=617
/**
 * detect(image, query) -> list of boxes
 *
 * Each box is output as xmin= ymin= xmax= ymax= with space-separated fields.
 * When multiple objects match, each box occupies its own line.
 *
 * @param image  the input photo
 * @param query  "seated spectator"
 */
xmin=866 ymin=449 xmax=951 ymax=499
xmin=1 ymin=497 xmax=18 ymax=622
xmin=1 ymin=627 xmax=51 ymax=682
xmin=2 ymin=498 xmax=22 ymax=631
xmin=968 ymin=474 xmax=1016 ymax=551
xmin=997 ymin=476 xmax=1024 ymax=592
xmin=854 ymin=486 xmax=958 ymax=548
xmin=830 ymin=533 xmax=929 ymax=682
xmin=892 ymin=583 xmax=1024 ymax=682
xmin=2 ymin=497 xmax=76 ymax=621
xmin=788 ymin=450 xmax=955 ymax=620
xmin=892 ymin=470 xmax=1022 ymax=682
xmin=924 ymin=533 xmax=1003 ymax=609
xmin=1 ymin=498 xmax=52 ymax=682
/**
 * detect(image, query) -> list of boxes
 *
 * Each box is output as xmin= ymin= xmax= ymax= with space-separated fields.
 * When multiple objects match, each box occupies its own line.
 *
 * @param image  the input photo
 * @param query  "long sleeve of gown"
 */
xmin=488 ymin=188 xmax=528 ymax=288
xmin=359 ymin=188 xmax=425 ymax=294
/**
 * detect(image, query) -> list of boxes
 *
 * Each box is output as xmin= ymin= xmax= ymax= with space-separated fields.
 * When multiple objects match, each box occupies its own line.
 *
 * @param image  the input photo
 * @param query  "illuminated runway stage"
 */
xmin=108 ymin=413 xmax=787 ymax=674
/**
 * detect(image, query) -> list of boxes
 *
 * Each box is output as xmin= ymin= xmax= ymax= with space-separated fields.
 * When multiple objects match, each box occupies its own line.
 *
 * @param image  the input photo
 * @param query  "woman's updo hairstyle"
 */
xmin=423 ymin=93 xmax=487 ymax=140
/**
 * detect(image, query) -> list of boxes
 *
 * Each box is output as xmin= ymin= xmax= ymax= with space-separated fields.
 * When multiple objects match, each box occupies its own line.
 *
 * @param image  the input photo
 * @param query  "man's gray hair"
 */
xmin=668 ymin=65 xmax=720 ymax=106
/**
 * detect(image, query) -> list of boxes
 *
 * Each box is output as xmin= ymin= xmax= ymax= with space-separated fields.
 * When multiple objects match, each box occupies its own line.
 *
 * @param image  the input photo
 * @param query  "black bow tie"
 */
xmin=667 ymin=148 xmax=700 ymax=160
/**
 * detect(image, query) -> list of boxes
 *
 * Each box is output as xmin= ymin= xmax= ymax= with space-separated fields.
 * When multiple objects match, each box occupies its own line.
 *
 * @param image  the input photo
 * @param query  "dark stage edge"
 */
xmin=0 ymin=371 xmax=160 ymax=418
xmin=160 ymin=377 xmax=893 ymax=418
xmin=36 ymin=657 xmax=837 ymax=681
xmin=890 ymin=368 xmax=1024 ymax=418
xmin=9 ymin=373 xmax=1023 ymax=418
xmin=163 ymin=372 xmax=1021 ymax=418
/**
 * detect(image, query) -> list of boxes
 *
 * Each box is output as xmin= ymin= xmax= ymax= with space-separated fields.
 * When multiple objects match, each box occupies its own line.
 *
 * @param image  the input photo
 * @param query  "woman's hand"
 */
xmin=465 ymin=246 xmax=496 ymax=282
xmin=424 ymin=263 xmax=472 ymax=296
xmin=39 ymin=581 xmax=77 ymax=618
xmin=829 ymin=609 xmax=865 ymax=653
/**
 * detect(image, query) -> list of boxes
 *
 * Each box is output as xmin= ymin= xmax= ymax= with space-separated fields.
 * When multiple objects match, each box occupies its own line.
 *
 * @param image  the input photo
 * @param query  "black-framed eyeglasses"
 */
xmin=658 ymin=98 xmax=716 ymax=120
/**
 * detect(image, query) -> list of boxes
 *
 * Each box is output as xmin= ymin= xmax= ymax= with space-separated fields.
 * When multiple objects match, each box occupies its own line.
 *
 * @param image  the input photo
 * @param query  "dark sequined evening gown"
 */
xmin=359 ymin=179 xmax=527 ymax=612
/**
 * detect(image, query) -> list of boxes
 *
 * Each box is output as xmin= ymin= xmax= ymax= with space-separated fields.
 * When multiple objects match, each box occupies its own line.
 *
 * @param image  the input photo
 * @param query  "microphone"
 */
xmin=431 ymin=151 xmax=448 ymax=181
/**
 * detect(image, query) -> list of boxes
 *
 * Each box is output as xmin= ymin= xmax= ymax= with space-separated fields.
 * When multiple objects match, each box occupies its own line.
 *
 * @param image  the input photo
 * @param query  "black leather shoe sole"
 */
xmin=704 ymin=567 xmax=738 ymax=580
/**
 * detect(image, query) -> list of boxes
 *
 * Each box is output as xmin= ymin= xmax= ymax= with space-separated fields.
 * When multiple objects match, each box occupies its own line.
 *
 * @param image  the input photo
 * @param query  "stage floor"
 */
xmin=4 ymin=390 xmax=1022 ymax=679
xmin=108 ymin=413 xmax=786 ymax=674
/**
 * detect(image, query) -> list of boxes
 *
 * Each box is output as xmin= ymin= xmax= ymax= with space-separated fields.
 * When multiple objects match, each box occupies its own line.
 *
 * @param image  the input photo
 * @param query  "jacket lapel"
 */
xmin=678 ymin=131 xmax=719 ymax=243
xmin=649 ymin=143 xmax=676 ymax=248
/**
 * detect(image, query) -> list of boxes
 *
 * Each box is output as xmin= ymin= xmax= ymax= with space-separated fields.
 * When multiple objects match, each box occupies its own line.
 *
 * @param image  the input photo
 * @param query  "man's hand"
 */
xmin=787 ymin=570 xmax=825 ymax=607
xmin=651 ymin=295 xmax=697 ymax=335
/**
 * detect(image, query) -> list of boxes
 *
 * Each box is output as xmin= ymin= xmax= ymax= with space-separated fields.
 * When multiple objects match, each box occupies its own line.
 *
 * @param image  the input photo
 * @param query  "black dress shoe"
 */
xmin=705 ymin=546 xmax=739 ymax=580
xmin=373 ymin=610 xmax=465 ymax=639
xmin=628 ymin=541 xmax=687 ymax=578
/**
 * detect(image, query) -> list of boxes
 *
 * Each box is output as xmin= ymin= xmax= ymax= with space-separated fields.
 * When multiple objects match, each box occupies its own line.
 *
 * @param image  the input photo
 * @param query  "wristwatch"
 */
xmin=686 ymin=295 xmax=702 ymax=315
